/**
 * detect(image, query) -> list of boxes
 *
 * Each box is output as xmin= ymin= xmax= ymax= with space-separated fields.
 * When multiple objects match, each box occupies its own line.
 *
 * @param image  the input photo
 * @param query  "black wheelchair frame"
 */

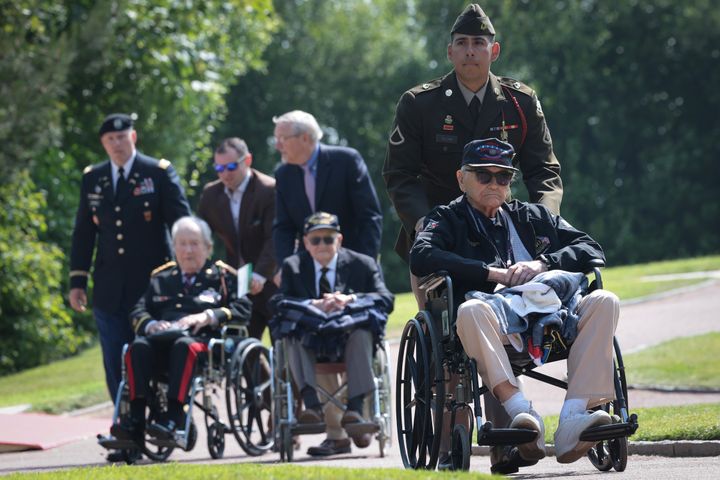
xmin=395 ymin=260 xmax=639 ymax=472
xmin=98 ymin=322 xmax=273 ymax=463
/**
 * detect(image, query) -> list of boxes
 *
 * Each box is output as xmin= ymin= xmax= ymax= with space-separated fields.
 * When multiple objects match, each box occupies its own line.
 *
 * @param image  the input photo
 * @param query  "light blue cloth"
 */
xmin=466 ymin=270 xmax=588 ymax=347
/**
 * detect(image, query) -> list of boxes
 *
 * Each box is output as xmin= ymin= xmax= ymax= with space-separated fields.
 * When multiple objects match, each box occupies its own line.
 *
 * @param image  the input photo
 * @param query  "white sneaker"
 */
xmin=554 ymin=410 xmax=612 ymax=463
xmin=510 ymin=408 xmax=546 ymax=461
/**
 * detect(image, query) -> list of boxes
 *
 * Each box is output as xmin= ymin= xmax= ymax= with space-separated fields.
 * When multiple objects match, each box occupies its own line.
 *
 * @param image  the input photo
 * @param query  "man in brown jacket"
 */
xmin=197 ymin=138 xmax=277 ymax=339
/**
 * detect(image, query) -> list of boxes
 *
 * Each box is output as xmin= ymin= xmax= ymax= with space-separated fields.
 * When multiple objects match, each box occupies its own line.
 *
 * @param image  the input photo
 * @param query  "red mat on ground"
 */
xmin=0 ymin=413 xmax=109 ymax=452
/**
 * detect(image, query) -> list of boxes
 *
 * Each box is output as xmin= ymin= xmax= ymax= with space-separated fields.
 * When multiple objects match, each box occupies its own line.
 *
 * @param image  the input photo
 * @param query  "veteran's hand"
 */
xmin=146 ymin=320 xmax=172 ymax=335
xmin=505 ymin=260 xmax=546 ymax=287
xmin=250 ymin=278 xmax=264 ymax=295
xmin=325 ymin=292 xmax=355 ymax=311
xmin=177 ymin=312 xmax=212 ymax=334
xmin=69 ymin=288 xmax=88 ymax=312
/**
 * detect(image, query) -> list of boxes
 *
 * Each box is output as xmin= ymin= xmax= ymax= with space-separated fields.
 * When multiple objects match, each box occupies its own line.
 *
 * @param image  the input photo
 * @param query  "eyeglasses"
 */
xmin=273 ymin=133 xmax=302 ymax=145
xmin=214 ymin=162 xmax=239 ymax=173
xmin=308 ymin=235 xmax=337 ymax=246
xmin=471 ymin=169 xmax=514 ymax=186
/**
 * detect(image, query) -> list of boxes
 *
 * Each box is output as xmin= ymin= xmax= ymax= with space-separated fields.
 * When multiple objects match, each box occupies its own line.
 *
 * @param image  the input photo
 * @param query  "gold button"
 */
xmin=175 ymin=303 xmax=182 ymax=309
xmin=118 ymin=248 xmax=125 ymax=255
xmin=178 ymin=293 xmax=184 ymax=298
xmin=115 ymin=206 xmax=121 ymax=212
xmin=117 ymin=234 xmax=123 ymax=240
xmin=144 ymin=201 xmax=149 ymax=207
xmin=116 ymin=220 xmax=122 ymax=227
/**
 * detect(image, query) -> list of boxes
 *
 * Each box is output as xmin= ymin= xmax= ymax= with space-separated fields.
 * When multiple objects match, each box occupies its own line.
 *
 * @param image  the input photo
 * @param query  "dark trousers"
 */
xmin=125 ymin=336 xmax=208 ymax=404
xmin=94 ymin=307 xmax=134 ymax=404
xmin=247 ymin=282 xmax=277 ymax=340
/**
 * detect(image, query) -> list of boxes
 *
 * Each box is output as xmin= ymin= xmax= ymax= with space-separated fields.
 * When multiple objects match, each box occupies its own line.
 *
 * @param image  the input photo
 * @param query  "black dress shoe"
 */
xmin=106 ymin=448 xmax=142 ymax=464
xmin=490 ymin=446 xmax=539 ymax=474
xmin=110 ymin=420 xmax=144 ymax=447
xmin=437 ymin=452 xmax=452 ymax=471
xmin=306 ymin=438 xmax=351 ymax=456
xmin=147 ymin=420 xmax=178 ymax=440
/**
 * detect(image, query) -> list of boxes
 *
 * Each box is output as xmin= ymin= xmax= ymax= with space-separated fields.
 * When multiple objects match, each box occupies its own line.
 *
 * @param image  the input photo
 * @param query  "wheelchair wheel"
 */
xmin=374 ymin=342 xmax=393 ymax=458
xmin=450 ymin=424 xmax=471 ymax=471
xmin=587 ymin=442 xmax=613 ymax=471
xmin=396 ymin=315 xmax=444 ymax=470
xmin=207 ymin=421 xmax=225 ymax=459
xmin=226 ymin=338 xmax=274 ymax=456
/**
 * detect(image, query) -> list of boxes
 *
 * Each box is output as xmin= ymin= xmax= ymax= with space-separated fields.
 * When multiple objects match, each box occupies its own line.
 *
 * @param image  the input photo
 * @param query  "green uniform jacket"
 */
xmin=383 ymin=71 xmax=563 ymax=261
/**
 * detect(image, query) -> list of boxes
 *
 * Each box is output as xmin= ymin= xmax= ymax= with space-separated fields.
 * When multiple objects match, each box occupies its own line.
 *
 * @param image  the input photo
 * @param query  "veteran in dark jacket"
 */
xmin=274 ymin=212 xmax=393 ymax=457
xmin=410 ymin=139 xmax=619 ymax=472
xmin=68 ymin=113 xmax=191 ymax=412
xmin=110 ymin=216 xmax=251 ymax=448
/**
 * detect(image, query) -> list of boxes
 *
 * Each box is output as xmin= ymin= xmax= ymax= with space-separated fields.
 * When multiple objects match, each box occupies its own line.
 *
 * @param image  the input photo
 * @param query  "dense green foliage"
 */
xmin=1 ymin=0 xmax=718 ymax=371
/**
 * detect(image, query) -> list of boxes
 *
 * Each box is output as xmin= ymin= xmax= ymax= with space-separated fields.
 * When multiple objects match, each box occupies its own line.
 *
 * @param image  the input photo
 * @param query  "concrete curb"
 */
xmin=472 ymin=440 xmax=720 ymax=458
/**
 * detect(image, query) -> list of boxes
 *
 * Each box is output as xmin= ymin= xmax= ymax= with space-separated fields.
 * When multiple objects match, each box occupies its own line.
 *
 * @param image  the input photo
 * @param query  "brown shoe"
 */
xmin=307 ymin=438 xmax=351 ymax=456
xmin=297 ymin=407 xmax=323 ymax=425
xmin=341 ymin=410 xmax=379 ymax=440
xmin=352 ymin=432 xmax=372 ymax=448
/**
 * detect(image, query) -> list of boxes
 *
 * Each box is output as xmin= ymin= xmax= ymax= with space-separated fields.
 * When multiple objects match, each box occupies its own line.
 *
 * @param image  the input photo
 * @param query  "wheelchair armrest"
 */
xmin=584 ymin=259 xmax=605 ymax=290
xmin=418 ymin=270 xmax=450 ymax=293
xmin=586 ymin=258 xmax=605 ymax=269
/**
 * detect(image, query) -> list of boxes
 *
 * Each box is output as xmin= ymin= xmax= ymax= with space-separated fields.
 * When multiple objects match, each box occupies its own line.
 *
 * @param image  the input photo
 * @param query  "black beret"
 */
xmin=451 ymin=4 xmax=495 ymax=37
xmin=99 ymin=113 xmax=134 ymax=137
xmin=461 ymin=138 xmax=517 ymax=171
xmin=304 ymin=211 xmax=340 ymax=234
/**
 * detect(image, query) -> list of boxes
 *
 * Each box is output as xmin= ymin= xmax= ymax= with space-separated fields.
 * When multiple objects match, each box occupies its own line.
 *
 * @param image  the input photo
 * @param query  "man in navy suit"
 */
xmin=69 ymin=113 xmax=191 ymax=411
xmin=272 ymin=110 xmax=382 ymax=266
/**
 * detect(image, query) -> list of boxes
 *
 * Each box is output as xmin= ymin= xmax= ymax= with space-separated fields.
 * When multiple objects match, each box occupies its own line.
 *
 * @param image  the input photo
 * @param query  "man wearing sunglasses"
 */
xmin=274 ymin=211 xmax=394 ymax=457
xmin=410 ymin=138 xmax=618 ymax=472
xmin=197 ymin=137 xmax=277 ymax=340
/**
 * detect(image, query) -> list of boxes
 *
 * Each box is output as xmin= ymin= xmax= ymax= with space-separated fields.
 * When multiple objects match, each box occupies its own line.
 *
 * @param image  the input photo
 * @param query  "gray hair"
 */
xmin=272 ymin=110 xmax=324 ymax=143
xmin=171 ymin=216 xmax=213 ymax=252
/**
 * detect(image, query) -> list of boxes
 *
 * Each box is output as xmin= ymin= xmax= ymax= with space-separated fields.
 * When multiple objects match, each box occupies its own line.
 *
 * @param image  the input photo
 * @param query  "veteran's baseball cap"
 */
xmin=461 ymin=138 xmax=518 ymax=171
xmin=303 ymin=211 xmax=341 ymax=234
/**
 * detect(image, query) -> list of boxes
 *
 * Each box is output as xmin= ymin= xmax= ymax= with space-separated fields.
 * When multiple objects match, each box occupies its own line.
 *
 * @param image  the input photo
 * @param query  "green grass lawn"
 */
xmin=623 ymin=333 xmax=720 ymax=389
xmin=2 ymin=464 xmax=494 ymax=480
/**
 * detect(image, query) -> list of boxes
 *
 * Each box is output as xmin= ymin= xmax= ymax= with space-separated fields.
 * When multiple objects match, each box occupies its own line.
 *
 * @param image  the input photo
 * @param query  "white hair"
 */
xmin=272 ymin=110 xmax=324 ymax=143
xmin=171 ymin=216 xmax=213 ymax=251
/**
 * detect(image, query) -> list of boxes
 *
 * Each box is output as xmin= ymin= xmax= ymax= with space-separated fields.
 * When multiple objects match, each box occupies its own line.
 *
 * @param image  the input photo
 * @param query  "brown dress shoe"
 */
xmin=297 ymin=407 xmax=323 ymax=425
xmin=307 ymin=438 xmax=352 ymax=456
xmin=352 ymin=432 xmax=372 ymax=448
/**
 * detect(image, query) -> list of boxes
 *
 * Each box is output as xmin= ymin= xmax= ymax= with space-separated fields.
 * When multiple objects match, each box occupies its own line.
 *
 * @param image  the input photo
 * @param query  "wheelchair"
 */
xmin=395 ymin=260 xmax=639 ymax=472
xmin=98 ymin=322 xmax=273 ymax=463
xmin=271 ymin=336 xmax=393 ymax=462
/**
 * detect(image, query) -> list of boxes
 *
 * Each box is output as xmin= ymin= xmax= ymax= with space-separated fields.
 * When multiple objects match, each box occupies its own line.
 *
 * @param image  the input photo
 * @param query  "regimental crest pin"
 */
xmin=442 ymin=114 xmax=455 ymax=131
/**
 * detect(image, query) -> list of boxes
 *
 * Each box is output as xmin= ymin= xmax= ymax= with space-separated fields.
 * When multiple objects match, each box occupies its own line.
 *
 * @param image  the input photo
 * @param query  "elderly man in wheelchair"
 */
xmin=99 ymin=216 xmax=252 ymax=461
xmin=408 ymin=138 xmax=625 ymax=471
xmin=270 ymin=212 xmax=394 ymax=460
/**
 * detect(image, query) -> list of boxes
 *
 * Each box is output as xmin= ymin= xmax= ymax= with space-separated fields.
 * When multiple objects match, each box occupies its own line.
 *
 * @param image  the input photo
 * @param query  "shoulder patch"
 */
xmin=409 ymin=78 xmax=442 ymax=95
xmin=83 ymin=165 xmax=93 ymax=174
xmin=497 ymin=76 xmax=534 ymax=97
xmin=215 ymin=260 xmax=238 ymax=276
xmin=151 ymin=261 xmax=176 ymax=276
xmin=158 ymin=158 xmax=171 ymax=170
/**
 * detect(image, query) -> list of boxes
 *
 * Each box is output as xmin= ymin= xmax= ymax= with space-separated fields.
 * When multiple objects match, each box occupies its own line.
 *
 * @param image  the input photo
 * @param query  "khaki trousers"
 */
xmin=456 ymin=289 xmax=620 ymax=408
xmin=317 ymin=373 xmax=348 ymax=440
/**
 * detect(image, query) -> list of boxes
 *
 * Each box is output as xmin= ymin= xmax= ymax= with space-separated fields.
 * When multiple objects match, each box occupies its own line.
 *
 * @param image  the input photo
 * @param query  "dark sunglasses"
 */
xmin=472 ymin=169 xmax=514 ymax=186
xmin=308 ymin=235 xmax=336 ymax=246
xmin=214 ymin=161 xmax=239 ymax=173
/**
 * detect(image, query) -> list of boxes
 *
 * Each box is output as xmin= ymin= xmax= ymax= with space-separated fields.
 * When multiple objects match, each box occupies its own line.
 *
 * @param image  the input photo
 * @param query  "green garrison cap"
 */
xmin=451 ymin=4 xmax=495 ymax=36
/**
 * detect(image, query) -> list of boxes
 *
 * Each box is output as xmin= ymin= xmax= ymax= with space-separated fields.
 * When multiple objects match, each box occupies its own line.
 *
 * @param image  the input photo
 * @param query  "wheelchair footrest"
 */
xmin=579 ymin=422 xmax=637 ymax=442
xmin=477 ymin=427 xmax=538 ymax=446
xmin=97 ymin=435 xmax=137 ymax=451
xmin=344 ymin=422 xmax=380 ymax=437
xmin=291 ymin=422 xmax=326 ymax=435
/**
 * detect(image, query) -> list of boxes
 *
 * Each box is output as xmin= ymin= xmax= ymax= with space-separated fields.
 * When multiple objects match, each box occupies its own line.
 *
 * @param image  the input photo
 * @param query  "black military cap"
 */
xmin=98 ymin=113 xmax=134 ymax=137
xmin=451 ymin=4 xmax=495 ymax=37
xmin=462 ymin=138 xmax=518 ymax=171
xmin=304 ymin=211 xmax=340 ymax=234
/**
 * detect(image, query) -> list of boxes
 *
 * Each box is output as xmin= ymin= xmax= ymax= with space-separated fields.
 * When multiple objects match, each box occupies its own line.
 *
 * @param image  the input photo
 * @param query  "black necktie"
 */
xmin=318 ymin=267 xmax=331 ymax=297
xmin=469 ymin=95 xmax=481 ymax=125
xmin=183 ymin=273 xmax=194 ymax=293
xmin=115 ymin=167 xmax=129 ymax=200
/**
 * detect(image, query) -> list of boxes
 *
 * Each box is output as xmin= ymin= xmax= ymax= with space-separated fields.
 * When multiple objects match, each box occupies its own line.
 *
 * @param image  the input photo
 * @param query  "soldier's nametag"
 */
xmin=435 ymin=134 xmax=458 ymax=144
xmin=144 ymin=210 xmax=152 ymax=222
xmin=133 ymin=178 xmax=155 ymax=196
